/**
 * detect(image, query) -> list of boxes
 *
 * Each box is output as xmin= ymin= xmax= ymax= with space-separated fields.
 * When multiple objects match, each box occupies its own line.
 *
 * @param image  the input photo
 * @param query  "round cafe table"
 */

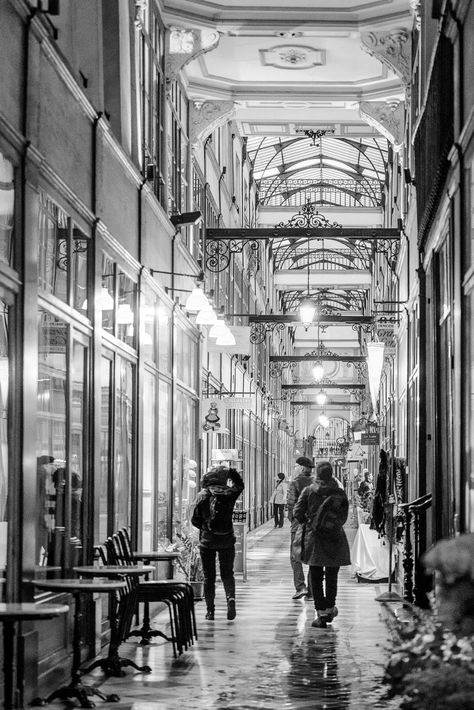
xmin=32 ymin=578 xmax=127 ymax=708
xmin=73 ymin=565 xmax=155 ymax=677
xmin=0 ymin=603 xmax=69 ymax=710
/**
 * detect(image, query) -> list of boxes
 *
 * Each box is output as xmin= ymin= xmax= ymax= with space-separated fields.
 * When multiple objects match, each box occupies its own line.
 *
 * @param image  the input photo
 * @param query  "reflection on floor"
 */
xmin=41 ymin=521 xmax=401 ymax=709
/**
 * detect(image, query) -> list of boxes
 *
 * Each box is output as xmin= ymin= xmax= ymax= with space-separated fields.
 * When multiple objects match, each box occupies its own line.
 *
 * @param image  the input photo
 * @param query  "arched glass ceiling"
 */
xmin=247 ymin=135 xmax=388 ymax=208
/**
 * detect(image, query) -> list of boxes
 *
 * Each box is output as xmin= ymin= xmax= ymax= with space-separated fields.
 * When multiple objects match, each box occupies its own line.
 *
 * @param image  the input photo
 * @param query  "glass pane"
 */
xmin=117 ymin=271 xmax=136 ymax=347
xmin=0 ymin=300 xmax=9 ymax=596
xmin=142 ymin=288 xmax=156 ymax=364
xmin=0 ymin=152 xmax=14 ymax=266
xmin=98 ymin=357 xmax=112 ymax=544
xmin=141 ymin=371 xmax=156 ymax=551
xmin=101 ymin=254 xmax=115 ymax=334
xmin=71 ymin=341 xmax=86 ymax=548
xmin=72 ymin=226 xmax=89 ymax=312
xmin=157 ymin=301 xmax=171 ymax=372
xmin=38 ymin=194 xmax=68 ymax=302
xmin=158 ymin=379 xmax=170 ymax=542
xmin=37 ymin=310 xmax=67 ymax=567
xmin=114 ymin=357 xmax=134 ymax=531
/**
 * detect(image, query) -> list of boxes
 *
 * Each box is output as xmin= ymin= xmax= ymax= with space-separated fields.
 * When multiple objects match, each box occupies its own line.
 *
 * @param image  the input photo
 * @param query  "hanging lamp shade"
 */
xmin=215 ymin=329 xmax=236 ymax=346
xmin=195 ymin=305 xmax=218 ymax=326
xmin=315 ymin=390 xmax=327 ymax=406
xmin=208 ymin=319 xmax=230 ymax=339
xmin=366 ymin=340 xmax=385 ymax=414
xmin=312 ymin=362 xmax=324 ymax=381
xmin=185 ymin=287 xmax=209 ymax=312
xmin=299 ymin=298 xmax=316 ymax=327
xmin=318 ymin=413 xmax=329 ymax=428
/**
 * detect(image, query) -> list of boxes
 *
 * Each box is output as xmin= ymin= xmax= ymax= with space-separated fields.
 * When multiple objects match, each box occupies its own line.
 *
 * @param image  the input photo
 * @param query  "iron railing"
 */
xmin=258 ymin=178 xmax=383 ymax=208
xmin=399 ymin=492 xmax=433 ymax=606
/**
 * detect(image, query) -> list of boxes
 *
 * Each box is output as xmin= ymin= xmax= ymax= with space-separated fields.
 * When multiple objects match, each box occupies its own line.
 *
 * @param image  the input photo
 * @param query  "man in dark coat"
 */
xmin=191 ymin=466 xmax=244 ymax=621
xmin=294 ymin=460 xmax=350 ymax=628
xmin=287 ymin=456 xmax=314 ymax=599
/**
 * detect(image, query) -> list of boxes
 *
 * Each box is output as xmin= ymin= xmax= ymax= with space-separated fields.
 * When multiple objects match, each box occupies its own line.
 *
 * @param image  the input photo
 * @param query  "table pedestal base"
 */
xmin=82 ymin=652 xmax=151 ymax=678
xmin=32 ymin=682 xmax=120 ymax=708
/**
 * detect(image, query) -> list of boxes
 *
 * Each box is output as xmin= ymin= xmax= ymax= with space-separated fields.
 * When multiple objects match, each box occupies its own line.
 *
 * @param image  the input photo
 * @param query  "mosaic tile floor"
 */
xmin=40 ymin=522 xmax=400 ymax=709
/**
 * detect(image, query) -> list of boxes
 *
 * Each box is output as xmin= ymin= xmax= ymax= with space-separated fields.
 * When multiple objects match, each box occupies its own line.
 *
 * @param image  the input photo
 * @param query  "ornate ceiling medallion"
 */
xmin=260 ymin=45 xmax=325 ymax=70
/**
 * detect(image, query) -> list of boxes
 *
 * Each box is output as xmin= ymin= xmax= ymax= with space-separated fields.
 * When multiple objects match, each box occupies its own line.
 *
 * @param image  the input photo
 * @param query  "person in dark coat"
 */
xmin=287 ymin=456 xmax=314 ymax=599
xmin=191 ymin=465 xmax=244 ymax=621
xmin=294 ymin=460 xmax=350 ymax=628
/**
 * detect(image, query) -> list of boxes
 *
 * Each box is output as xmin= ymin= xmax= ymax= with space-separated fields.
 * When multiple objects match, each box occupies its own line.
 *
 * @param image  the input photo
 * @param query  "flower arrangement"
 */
xmin=174 ymin=528 xmax=204 ymax=582
xmin=383 ymin=533 xmax=474 ymax=709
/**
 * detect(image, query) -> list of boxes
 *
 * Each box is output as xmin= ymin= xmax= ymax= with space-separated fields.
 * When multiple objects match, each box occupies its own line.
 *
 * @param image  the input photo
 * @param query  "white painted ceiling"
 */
xmin=164 ymin=0 xmax=411 ymax=420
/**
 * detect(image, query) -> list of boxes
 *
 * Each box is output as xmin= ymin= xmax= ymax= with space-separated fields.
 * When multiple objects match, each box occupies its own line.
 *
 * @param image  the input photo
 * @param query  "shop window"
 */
xmin=100 ymin=253 xmax=137 ymax=348
xmin=36 ymin=310 xmax=88 ymax=570
xmin=38 ymin=193 xmax=89 ymax=310
xmin=0 ymin=152 xmax=14 ymax=266
xmin=98 ymin=355 xmax=112 ymax=544
xmin=114 ymin=356 xmax=134 ymax=532
xmin=158 ymin=378 xmax=171 ymax=541
xmin=141 ymin=369 xmax=156 ymax=551
xmin=167 ymin=80 xmax=189 ymax=217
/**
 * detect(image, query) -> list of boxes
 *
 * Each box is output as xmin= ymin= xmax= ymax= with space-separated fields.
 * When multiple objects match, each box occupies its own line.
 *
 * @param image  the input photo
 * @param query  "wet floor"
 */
xmin=40 ymin=522 xmax=400 ymax=709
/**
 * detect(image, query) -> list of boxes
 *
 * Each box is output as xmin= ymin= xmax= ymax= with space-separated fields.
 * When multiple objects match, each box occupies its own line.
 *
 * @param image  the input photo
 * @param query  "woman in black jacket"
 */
xmin=191 ymin=466 xmax=244 ymax=620
xmin=294 ymin=461 xmax=350 ymax=628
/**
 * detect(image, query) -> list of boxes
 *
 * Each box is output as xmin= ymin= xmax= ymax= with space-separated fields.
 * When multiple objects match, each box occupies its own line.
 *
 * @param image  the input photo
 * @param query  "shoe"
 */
xmin=205 ymin=609 xmax=215 ymax=620
xmin=227 ymin=598 xmax=236 ymax=620
xmin=311 ymin=611 xmax=330 ymax=628
xmin=292 ymin=588 xmax=308 ymax=599
xmin=325 ymin=606 xmax=338 ymax=622
xmin=305 ymin=594 xmax=313 ymax=601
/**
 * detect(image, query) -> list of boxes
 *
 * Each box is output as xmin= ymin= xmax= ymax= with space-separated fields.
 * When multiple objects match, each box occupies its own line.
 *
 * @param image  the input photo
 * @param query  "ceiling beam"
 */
xmin=271 ymin=354 xmax=365 ymax=362
xmin=249 ymin=314 xmax=372 ymax=324
xmin=282 ymin=383 xmax=365 ymax=390
xmin=206 ymin=227 xmax=400 ymax=240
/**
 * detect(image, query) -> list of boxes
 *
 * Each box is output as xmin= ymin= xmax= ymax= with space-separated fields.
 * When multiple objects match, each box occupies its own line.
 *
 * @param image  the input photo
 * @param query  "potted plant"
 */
xmin=174 ymin=528 xmax=204 ymax=600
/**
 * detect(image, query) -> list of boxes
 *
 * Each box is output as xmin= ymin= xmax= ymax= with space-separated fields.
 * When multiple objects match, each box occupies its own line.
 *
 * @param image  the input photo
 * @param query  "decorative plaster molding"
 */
xmin=409 ymin=0 xmax=422 ymax=31
xmin=134 ymin=0 xmax=148 ymax=29
xmin=359 ymin=100 xmax=405 ymax=151
xmin=189 ymin=100 xmax=235 ymax=147
xmin=166 ymin=27 xmax=220 ymax=84
xmin=360 ymin=28 xmax=411 ymax=85
xmin=260 ymin=45 xmax=325 ymax=70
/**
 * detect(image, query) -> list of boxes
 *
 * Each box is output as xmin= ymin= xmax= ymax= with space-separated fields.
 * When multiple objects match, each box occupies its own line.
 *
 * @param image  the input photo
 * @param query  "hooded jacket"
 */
xmin=293 ymin=479 xmax=351 ymax=567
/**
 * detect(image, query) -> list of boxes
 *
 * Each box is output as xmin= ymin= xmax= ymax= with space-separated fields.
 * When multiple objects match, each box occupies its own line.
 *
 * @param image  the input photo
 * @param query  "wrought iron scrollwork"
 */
xmin=281 ymin=389 xmax=297 ymax=401
xmin=375 ymin=238 xmax=400 ymax=264
xmin=290 ymin=404 xmax=306 ymax=416
xmin=250 ymin=321 xmax=286 ymax=344
xmin=205 ymin=238 xmax=260 ymax=272
xmin=275 ymin=201 xmax=342 ymax=230
xmin=269 ymin=361 xmax=297 ymax=378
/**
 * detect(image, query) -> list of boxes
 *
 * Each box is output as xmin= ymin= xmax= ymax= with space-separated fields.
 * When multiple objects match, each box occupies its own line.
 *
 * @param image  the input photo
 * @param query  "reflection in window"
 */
xmin=38 ymin=193 xmax=89 ymax=310
xmin=142 ymin=371 xmax=156 ymax=550
xmin=114 ymin=357 xmax=134 ymax=531
xmin=98 ymin=357 xmax=112 ymax=544
xmin=0 ymin=300 xmax=8 ymax=594
xmin=36 ymin=310 xmax=67 ymax=566
xmin=0 ymin=152 xmax=14 ymax=265
xmin=158 ymin=379 xmax=170 ymax=542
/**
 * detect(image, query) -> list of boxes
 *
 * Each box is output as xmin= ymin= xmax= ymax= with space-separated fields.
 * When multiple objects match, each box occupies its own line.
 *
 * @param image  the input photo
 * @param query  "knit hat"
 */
xmin=202 ymin=467 xmax=229 ymax=487
xmin=295 ymin=456 xmax=314 ymax=469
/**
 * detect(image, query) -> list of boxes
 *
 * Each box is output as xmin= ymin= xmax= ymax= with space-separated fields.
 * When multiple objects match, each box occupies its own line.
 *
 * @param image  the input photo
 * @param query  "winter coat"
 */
xmin=287 ymin=473 xmax=313 ymax=522
xmin=271 ymin=479 xmax=288 ymax=505
xmin=293 ymin=479 xmax=351 ymax=568
xmin=191 ymin=469 xmax=244 ymax=550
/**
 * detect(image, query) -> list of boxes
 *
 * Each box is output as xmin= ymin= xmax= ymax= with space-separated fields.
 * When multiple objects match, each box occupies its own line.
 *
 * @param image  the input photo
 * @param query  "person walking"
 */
xmin=293 ymin=460 xmax=350 ymax=628
xmin=270 ymin=472 xmax=288 ymax=527
xmin=287 ymin=456 xmax=314 ymax=599
xmin=191 ymin=465 xmax=244 ymax=621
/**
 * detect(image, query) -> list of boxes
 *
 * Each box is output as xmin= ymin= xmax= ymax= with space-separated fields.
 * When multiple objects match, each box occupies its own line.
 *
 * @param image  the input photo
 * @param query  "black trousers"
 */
xmin=309 ymin=565 xmax=340 ymax=610
xmin=273 ymin=503 xmax=285 ymax=527
xmin=200 ymin=545 xmax=235 ymax=611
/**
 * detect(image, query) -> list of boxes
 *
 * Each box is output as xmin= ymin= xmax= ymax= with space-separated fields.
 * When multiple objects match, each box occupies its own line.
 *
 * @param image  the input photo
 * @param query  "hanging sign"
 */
xmin=361 ymin=432 xmax=379 ymax=445
xmin=222 ymin=398 xmax=253 ymax=411
xmin=212 ymin=448 xmax=242 ymax=461
xmin=201 ymin=399 xmax=225 ymax=432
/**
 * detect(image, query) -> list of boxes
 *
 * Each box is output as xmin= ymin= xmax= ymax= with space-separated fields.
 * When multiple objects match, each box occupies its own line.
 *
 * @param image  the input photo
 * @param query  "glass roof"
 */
xmin=247 ymin=135 xmax=388 ymax=208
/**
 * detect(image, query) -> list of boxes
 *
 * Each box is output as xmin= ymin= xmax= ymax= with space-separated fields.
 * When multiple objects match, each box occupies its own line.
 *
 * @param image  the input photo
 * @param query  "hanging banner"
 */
xmin=222 ymin=397 xmax=253 ymax=411
xmin=207 ymin=326 xmax=251 ymax=354
xmin=212 ymin=448 xmax=242 ymax=461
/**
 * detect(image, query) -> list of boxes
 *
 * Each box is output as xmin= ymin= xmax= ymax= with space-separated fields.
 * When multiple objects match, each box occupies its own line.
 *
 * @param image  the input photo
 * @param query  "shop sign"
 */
xmin=212 ymin=448 xmax=242 ymax=461
xmin=360 ymin=432 xmax=379 ymax=445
